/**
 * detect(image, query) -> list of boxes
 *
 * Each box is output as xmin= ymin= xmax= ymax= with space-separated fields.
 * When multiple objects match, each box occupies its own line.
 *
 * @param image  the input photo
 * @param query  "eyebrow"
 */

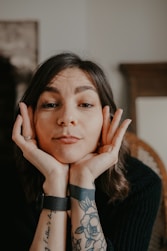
xmin=43 ymin=85 xmax=97 ymax=94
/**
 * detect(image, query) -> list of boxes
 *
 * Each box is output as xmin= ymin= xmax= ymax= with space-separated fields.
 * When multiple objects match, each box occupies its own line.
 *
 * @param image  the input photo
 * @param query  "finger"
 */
xmin=99 ymin=118 xmax=131 ymax=154
xmin=12 ymin=114 xmax=24 ymax=145
xmin=102 ymin=106 xmax=111 ymax=144
xmin=19 ymin=102 xmax=34 ymax=138
xmin=111 ymin=119 xmax=132 ymax=151
xmin=27 ymin=106 xmax=36 ymax=139
xmin=106 ymin=109 xmax=123 ymax=144
xmin=94 ymin=119 xmax=131 ymax=177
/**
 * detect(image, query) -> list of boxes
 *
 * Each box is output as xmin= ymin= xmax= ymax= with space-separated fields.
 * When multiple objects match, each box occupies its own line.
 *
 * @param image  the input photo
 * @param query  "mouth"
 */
xmin=54 ymin=136 xmax=80 ymax=144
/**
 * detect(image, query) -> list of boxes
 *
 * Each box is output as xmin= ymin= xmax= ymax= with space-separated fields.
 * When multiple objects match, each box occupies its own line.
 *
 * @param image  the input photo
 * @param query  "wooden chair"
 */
xmin=124 ymin=132 xmax=167 ymax=251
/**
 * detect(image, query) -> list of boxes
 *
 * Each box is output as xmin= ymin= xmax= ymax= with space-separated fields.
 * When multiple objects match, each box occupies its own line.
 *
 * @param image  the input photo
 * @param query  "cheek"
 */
xmin=88 ymin=111 xmax=103 ymax=144
xmin=34 ymin=113 xmax=51 ymax=140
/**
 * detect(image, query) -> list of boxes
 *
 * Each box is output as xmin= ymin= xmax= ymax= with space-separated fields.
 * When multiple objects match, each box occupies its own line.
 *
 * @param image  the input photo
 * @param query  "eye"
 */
xmin=42 ymin=102 xmax=60 ymax=109
xmin=79 ymin=103 xmax=93 ymax=108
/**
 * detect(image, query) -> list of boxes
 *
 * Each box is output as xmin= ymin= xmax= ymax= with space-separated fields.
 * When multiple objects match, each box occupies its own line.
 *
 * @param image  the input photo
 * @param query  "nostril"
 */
xmin=57 ymin=118 xmax=78 ymax=126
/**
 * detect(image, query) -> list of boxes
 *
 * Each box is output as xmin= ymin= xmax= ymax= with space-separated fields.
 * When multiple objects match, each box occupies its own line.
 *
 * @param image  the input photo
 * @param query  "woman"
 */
xmin=12 ymin=52 xmax=161 ymax=250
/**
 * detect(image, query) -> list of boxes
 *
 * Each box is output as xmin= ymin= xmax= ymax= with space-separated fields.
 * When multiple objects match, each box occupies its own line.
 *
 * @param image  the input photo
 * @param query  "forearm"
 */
xmin=70 ymin=184 xmax=107 ymax=251
xmin=30 ymin=209 xmax=67 ymax=251
xmin=29 ymin=169 xmax=69 ymax=251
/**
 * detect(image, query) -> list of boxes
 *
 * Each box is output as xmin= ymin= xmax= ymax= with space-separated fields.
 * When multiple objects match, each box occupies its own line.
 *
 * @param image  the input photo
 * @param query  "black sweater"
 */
xmin=8 ymin=156 xmax=161 ymax=251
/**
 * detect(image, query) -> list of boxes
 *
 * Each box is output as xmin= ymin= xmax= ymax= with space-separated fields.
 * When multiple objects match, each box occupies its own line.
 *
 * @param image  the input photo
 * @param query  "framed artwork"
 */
xmin=0 ymin=20 xmax=38 ymax=102
xmin=0 ymin=20 xmax=38 ymax=72
xmin=0 ymin=21 xmax=38 ymax=165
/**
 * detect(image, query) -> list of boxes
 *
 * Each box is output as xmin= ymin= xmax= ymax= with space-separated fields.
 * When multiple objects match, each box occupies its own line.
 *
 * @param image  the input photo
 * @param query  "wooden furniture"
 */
xmin=119 ymin=63 xmax=167 ymax=133
xmin=125 ymin=132 xmax=167 ymax=251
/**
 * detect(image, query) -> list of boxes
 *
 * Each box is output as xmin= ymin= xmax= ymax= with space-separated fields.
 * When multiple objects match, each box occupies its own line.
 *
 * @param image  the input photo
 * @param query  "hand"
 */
xmin=69 ymin=106 xmax=131 ymax=188
xmin=12 ymin=102 xmax=69 ymax=196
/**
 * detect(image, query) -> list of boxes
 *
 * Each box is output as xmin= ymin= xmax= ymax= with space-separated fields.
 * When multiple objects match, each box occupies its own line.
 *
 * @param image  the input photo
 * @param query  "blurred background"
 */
xmin=0 ymin=0 xmax=167 ymax=168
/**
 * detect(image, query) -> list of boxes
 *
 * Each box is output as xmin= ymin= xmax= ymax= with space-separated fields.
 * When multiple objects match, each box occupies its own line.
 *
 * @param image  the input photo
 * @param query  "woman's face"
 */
xmin=34 ymin=67 xmax=103 ymax=164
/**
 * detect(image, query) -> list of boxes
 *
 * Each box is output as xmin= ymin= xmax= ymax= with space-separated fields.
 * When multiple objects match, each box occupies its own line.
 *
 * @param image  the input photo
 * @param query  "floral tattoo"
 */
xmin=71 ymin=195 xmax=106 ymax=250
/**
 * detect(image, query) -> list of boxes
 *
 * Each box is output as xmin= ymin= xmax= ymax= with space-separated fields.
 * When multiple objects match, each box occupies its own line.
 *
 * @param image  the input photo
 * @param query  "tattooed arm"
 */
xmin=69 ymin=108 xmax=131 ymax=250
xmin=29 ymin=169 xmax=69 ymax=251
xmin=70 ymin=184 xmax=107 ymax=250
xmin=12 ymin=102 xmax=69 ymax=251
xmin=69 ymin=156 xmax=109 ymax=251
xmin=30 ymin=209 xmax=68 ymax=251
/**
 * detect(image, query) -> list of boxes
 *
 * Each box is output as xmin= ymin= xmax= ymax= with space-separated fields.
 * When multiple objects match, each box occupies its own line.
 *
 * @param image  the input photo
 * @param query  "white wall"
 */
xmin=137 ymin=97 xmax=167 ymax=168
xmin=0 ymin=0 xmax=167 ymax=166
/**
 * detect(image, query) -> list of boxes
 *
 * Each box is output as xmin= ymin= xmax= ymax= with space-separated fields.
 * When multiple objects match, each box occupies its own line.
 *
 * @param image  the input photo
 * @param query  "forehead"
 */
xmin=49 ymin=68 xmax=95 ymax=88
xmin=38 ymin=67 xmax=101 ymax=102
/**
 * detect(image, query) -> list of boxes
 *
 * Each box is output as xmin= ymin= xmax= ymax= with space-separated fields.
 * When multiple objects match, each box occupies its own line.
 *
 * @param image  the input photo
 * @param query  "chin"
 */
xmin=54 ymin=152 xmax=86 ymax=164
xmin=56 ymin=156 xmax=80 ymax=164
xmin=52 ymin=146 xmax=97 ymax=164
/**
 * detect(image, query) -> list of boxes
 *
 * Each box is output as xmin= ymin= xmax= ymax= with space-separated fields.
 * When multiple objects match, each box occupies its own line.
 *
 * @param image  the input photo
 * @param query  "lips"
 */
xmin=55 ymin=136 xmax=80 ymax=144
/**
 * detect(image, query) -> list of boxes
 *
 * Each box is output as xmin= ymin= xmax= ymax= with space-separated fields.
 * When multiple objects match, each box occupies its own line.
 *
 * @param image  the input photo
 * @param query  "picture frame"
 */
xmin=0 ymin=20 xmax=38 ymax=71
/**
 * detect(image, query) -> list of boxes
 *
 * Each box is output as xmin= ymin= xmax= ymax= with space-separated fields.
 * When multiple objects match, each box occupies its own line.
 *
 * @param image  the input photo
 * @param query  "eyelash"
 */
xmin=79 ymin=103 xmax=93 ymax=108
xmin=41 ymin=102 xmax=94 ymax=109
xmin=42 ymin=103 xmax=59 ymax=108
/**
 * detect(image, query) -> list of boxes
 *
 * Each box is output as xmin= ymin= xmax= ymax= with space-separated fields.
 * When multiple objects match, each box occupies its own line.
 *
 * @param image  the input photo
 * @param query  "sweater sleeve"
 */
xmin=98 ymin=157 xmax=162 ymax=251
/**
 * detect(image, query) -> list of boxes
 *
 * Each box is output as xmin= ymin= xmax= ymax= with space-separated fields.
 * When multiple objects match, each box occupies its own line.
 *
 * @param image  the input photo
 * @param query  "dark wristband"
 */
xmin=42 ymin=194 xmax=70 ymax=211
xmin=69 ymin=184 xmax=95 ymax=201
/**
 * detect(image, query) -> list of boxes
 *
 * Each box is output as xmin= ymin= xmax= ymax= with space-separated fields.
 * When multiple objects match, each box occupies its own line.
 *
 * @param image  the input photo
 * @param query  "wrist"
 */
xmin=70 ymin=168 xmax=94 ymax=188
xmin=69 ymin=184 xmax=95 ymax=201
xmin=43 ymin=178 xmax=68 ymax=197
xmin=41 ymin=194 xmax=70 ymax=211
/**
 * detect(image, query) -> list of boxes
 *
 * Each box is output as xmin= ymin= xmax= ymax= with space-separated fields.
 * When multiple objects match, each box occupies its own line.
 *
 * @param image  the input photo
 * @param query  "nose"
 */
xmin=57 ymin=110 xmax=78 ymax=127
xmin=57 ymin=117 xmax=78 ymax=126
xmin=57 ymin=101 xmax=78 ymax=126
